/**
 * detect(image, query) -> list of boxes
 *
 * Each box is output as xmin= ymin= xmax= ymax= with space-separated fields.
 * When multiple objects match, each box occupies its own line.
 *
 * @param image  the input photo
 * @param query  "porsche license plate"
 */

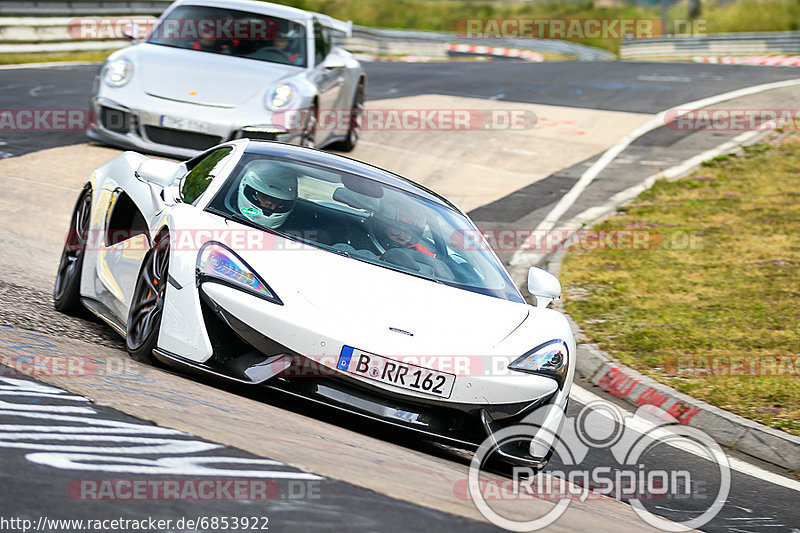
xmin=337 ymin=346 xmax=455 ymax=398
xmin=160 ymin=115 xmax=211 ymax=133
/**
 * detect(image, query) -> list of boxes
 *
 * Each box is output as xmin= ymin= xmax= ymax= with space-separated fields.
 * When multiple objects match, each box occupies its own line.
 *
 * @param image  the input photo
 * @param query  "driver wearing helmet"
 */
xmin=262 ymin=28 xmax=303 ymax=65
xmin=237 ymin=161 xmax=298 ymax=230
xmin=375 ymin=202 xmax=435 ymax=257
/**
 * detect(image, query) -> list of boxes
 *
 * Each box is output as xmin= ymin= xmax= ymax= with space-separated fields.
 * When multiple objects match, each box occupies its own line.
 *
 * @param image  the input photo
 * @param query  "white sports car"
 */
xmin=88 ymin=0 xmax=364 ymax=157
xmin=54 ymin=139 xmax=574 ymax=468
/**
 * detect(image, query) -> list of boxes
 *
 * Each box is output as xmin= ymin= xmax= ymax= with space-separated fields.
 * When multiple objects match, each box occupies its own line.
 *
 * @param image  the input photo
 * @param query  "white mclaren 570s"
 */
xmin=54 ymin=139 xmax=574 ymax=468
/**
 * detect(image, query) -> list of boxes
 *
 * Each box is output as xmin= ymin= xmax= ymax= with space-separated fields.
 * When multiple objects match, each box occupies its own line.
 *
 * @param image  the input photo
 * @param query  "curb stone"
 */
xmin=538 ymin=134 xmax=800 ymax=473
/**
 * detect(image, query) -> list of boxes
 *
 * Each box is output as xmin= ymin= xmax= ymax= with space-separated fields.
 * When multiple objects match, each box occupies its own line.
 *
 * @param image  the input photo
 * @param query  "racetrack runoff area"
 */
xmin=1 ymin=60 xmax=799 ymax=531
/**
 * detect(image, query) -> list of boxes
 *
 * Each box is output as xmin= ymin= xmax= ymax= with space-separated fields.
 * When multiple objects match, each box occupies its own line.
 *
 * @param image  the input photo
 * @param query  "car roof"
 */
xmin=167 ymin=0 xmax=350 ymax=31
xmin=243 ymin=141 xmax=460 ymax=212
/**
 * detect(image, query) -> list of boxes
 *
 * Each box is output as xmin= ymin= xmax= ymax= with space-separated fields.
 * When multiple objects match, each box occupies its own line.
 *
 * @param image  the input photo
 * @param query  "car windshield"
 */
xmin=205 ymin=154 xmax=524 ymax=303
xmin=147 ymin=5 xmax=307 ymax=67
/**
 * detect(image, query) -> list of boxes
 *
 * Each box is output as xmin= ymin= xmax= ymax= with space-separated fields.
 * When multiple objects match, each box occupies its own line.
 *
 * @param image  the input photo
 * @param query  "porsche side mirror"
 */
xmin=135 ymin=159 xmax=181 ymax=188
xmin=528 ymin=267 xmax=561 ymax=308
xmin=323 ymin=56 xmax=346 ymax=69
xmin=121 ymin=23 xmax=142 ymax=40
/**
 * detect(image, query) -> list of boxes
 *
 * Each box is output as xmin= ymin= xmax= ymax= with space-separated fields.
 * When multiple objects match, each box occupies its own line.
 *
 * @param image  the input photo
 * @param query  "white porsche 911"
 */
xmin=54 ymin=139 xmax=574 ymax=468
xmin=88 ymin=0 xmax=364 ymax=157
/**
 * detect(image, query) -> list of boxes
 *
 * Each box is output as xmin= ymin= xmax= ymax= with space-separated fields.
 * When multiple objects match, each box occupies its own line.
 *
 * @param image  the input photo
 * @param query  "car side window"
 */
xmin=314 ymin=21 xmax=330 ymax=66
xmin=180 ymin=146 xmax=233 ymax=204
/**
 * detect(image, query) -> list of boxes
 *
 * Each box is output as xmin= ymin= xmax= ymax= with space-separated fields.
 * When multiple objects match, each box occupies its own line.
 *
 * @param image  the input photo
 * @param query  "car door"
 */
xmin=97 ymin=147 xmax=235 ymax=321
xmin=308 ymin=20 xmax=346 ymax=142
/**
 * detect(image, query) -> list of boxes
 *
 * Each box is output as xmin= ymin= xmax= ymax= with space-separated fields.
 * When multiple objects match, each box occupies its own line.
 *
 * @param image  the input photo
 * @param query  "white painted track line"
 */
xmin=511 ymin=78 xmax=800 ymax=267
xmin=570 ymin=384 xmax=800 ymax=492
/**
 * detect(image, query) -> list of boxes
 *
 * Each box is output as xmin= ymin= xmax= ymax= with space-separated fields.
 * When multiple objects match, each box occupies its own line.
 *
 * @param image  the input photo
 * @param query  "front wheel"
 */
xmin=332 ymin=83 xmax=364 ymax=152
xmin=299 ymin=105 xmax=317 ymax=148
xmin=53 ymin=186 xmax=92 ymax=315
xmin=126 ymin=232 xmax=170 ymax=363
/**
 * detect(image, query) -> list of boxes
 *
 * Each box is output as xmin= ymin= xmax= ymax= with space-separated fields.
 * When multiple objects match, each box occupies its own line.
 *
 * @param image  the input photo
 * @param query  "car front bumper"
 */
xmin=88 ymin=96 xmax=301 ymax=158
xmin=156 ymin=280 xmax=571 ymax=468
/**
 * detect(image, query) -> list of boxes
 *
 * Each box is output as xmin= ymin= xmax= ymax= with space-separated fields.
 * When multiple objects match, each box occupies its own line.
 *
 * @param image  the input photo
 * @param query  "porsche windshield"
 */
xmin=147 ymin=5 xmax=307 ymax=67
xmin=205 ymin=155 xmax=524 ymax=303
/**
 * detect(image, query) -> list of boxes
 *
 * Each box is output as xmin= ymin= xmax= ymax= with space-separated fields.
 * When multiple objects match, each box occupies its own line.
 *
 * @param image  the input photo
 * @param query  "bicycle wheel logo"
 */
xmin=467 ymin=400 xmax=730 ymax=531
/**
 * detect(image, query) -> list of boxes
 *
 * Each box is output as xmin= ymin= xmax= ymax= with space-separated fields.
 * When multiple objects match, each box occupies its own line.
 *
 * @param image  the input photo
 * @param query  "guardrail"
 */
xmin=0 ymin=1 xmax=171 ymax=16
xmin=0 ymin=16 xmax=615 ymax=61
xmin=621 ymin=31 xmax=800 ymax=61
xmin=347 ymin=27 xmax=615 ymax=61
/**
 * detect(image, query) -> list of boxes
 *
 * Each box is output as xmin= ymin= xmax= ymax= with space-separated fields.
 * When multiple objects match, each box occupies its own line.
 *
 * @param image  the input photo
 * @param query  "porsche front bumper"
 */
xmin=88 ymin=96 xmax=300 ymax=159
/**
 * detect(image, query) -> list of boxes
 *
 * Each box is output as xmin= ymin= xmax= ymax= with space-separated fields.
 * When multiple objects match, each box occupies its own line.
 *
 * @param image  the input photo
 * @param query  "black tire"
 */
xmin=331 ymin=82 xmax=364 ymax=152
xmin=53 ymin=186 xmax=92 ymax=315
xmin=300 ymin=104 xmax=318 ymax=148
xmin=126 ymin=232 xmax=170 ymax=363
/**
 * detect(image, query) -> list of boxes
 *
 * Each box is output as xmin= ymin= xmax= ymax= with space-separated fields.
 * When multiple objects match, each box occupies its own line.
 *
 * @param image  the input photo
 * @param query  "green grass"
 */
xmin=4 ymin=0 xmax=798 ymax=63
xmin=560 ymin=133 xmax=800 ymax=435
xmin=268 ymin=0 xmax=800 ymax=55
xmin=0 ymin=50 xmax=115 ymax=65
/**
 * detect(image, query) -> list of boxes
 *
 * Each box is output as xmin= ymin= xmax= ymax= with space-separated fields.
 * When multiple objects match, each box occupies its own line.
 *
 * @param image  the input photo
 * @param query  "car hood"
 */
xmin=135 ymin=43 xmax=299 ymax=107
xmin=235 ymin=241 xmax=530 ymax=356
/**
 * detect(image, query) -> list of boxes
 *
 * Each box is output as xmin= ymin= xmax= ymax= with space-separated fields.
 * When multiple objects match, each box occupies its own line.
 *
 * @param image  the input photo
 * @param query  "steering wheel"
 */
xmin=365 ymin=214 xmax=387 ymax=255
xmin=257 ymin=47 xmax=292 ymax=61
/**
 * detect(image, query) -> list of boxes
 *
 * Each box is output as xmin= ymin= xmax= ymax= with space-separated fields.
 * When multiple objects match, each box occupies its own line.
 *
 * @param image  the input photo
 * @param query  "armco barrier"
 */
xmin=621 ymin=31 xmax=800 ymax=61
xmin=0 ymin=15 xmax=615 ymax=61
xmin=0 ymin=1 xmax=171 ymax=16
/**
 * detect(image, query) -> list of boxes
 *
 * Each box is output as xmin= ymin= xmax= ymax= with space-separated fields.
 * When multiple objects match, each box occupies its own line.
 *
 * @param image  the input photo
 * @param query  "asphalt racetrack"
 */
xmin=0 ymin=60 xmax=798 ymax=532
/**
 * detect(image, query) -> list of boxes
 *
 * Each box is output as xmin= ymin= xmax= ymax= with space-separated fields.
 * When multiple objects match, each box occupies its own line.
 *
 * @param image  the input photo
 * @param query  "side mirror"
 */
xmin=323 ymin=55 xmax=346 ymax=69
xmin=121 ymin=23 xmax=142 ymax=40
xmin=135 ymin=159 xmax=181 ymax=188
xmin=528 ymin=267 xmax=561 ymax=308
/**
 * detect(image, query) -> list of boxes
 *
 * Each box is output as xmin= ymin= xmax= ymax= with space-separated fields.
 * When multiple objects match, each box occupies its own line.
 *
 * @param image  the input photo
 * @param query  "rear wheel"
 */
xmin=53 ymin=187 xmax=92 ymax=315
xmin=332 ymin=82 xmax=364 ymax=152
xmin=126 ymin=232 xmax=170 ymax=363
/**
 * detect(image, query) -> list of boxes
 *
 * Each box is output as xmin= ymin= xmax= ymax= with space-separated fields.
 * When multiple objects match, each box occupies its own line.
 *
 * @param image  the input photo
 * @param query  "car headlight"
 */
xmin=104 ymin=56 xmax=133 ymax=87
xmin=265 ymin=83 xmax=296 ymax=110
xmin=508 ymin=340 xmax=569 ymax=388
xmin=196 ymin=242 xmax=282 ymax=304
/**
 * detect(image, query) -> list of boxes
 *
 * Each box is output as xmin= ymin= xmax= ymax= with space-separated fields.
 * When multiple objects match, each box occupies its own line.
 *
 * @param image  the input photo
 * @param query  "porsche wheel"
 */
xmin=53 ymin=186 xmax=92 ymax=315
xmin=126 ymin=232 xmax=170 ymax=363
xmin=300 ymin=105 xmax=317 ymax=148
xmin=332 ymin=82 xmax=364 ymax=152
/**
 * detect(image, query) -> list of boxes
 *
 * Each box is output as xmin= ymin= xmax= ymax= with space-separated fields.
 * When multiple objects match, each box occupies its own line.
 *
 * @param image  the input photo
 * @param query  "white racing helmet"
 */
xmin=237 ymin=161 xmax=298 ymax=229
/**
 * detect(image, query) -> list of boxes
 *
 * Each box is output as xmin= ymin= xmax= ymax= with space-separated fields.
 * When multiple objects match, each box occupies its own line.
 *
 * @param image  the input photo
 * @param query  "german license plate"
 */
xmin=337 ymin=346 xmax=455 ymax=398
xmin=160 ymin=114 xmax=211 ymax=133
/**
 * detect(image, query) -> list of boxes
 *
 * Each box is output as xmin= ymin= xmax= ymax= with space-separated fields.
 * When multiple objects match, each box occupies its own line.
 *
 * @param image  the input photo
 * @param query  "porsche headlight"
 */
xmin=196 ymin=242 xmax=281 ymax=304
xmin=508 ymin=340 xmax=569 ymax=388
xmin=104 ymin=56 xmax=133 ymax=87
xmin=265 ymin=83 xmax=295 ymax=110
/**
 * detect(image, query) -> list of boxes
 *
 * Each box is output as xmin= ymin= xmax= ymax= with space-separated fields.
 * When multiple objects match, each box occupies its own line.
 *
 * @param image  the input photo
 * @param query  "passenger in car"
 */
xmin=374 ymin=205 xmax=436 ymax=258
